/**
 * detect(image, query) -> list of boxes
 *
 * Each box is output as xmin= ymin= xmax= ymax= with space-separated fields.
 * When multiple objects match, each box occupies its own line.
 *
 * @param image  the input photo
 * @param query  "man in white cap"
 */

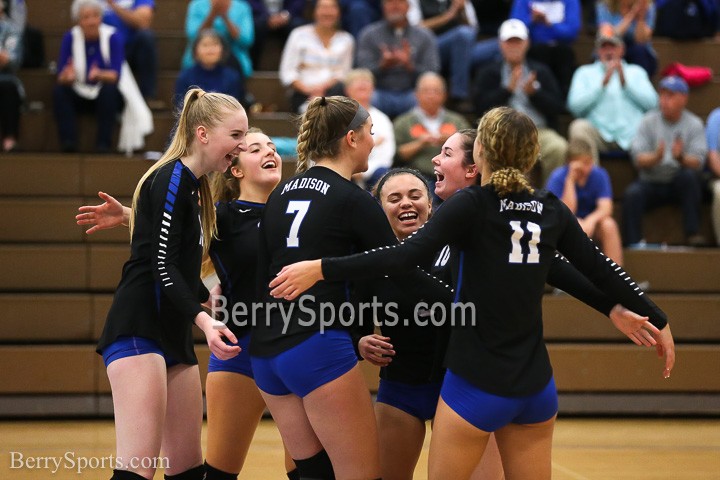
xmin=566 ymin=27 xmax=658 ymax=164
xmin=473 ymin=18 xmax=568 ymax=186
xmin=624 ymin=75 xmax=708 ymax=246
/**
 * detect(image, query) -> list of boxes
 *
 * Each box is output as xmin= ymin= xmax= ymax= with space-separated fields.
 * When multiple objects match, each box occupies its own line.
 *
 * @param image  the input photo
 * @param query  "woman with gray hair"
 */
xmin=53 ymin=0 xmax=124 ymax=152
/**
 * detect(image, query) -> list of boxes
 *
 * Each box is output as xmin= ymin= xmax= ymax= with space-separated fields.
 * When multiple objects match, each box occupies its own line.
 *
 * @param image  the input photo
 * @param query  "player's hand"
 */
xmin=76 ymin=191 xmax=127 ymax=234
xmin=269 ymin=260 xmax=323 ymax=300
xmin=195 ymin=311 xmax=240 ymax=360
xmin=609 ymin=304 xmax=659 ymax=347
xmin=359 ymin=334 xmax=395 ymax=366
xmin=653 ymin=324 xmax=675 ymax=379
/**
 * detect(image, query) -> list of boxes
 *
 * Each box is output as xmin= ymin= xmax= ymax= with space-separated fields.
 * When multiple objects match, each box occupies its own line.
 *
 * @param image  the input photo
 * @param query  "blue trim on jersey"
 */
xmin=162 ymin=161 xmax=183 ymax=219
xmin=210 ymin=251 xmax=233 ymax=306
xmin=234 ymin=199 xmax=266 ymax=208
xmin=154 ymin=281 xmax=161 ymax=312
xmin=453 ymin=251 xmax=465 ymax=303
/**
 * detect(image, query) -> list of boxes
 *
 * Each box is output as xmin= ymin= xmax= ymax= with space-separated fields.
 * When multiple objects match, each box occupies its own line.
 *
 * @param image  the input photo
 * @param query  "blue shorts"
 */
xmin=376 ymin=378 xmax=442 ymax=421
xmin=101 ymin=336 xmax=179 ymax=368
xmin=440 ymin=369 xmax=558 ymax=432
xmin=208 ymin=332 xmax=253 ymax=378
xmin=251 ymin=330 xmax=357 ymax=398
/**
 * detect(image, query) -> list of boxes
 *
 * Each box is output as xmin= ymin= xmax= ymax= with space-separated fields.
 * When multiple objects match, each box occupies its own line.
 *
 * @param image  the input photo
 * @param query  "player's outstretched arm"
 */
xmin=76 ymin=191 xmax=130 ymax=234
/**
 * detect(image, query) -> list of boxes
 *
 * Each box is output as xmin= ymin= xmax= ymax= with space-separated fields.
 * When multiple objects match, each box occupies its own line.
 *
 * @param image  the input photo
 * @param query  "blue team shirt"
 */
xmin=546 ymin=165 xmax=613 ymax=219
xmin=103 ymin=0 xmax=155 ymax=44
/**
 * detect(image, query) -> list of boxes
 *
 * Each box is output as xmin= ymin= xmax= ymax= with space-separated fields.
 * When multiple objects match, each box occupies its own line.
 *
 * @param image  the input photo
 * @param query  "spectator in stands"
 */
xmin=4 ymin=0 xmax=25 ymax=35
xmin=510 ymin=0 xmax=581 ymax=98
xmin=624 ymin=75 xmax=708 ymax=246
xmin=0 ymin=0 xmax=23 ymax=152
xmin=54 ymin=0 xmax=124 ymax=153
xmin=345 ymin=68 xmax=396 ymax=189
xmin=247 ymin=0 xmax=306 ymax=69
xmin=473 ymin=18 xmax=568 ymax=186
xmin=703 ymin=107 xmax=720 ymax=246
xmin=341 ymin=0 xmax=383 ymax=38
xmin=547 ymin=138 xmax=624 ymax=264
xmin=102 ymin=0 xmax=157 ymax=101
xmin=182 ymin=0 xmax=254 ymax=83
xmin=567 ymin=30 xmax=657 ymax=164
xmin=174 ymin=29 xmax=244 ymax=109
xmin=394 ymin=72 xmax=469 ymax=197
xmin=414 ymin=0 xmax=477 ymax=109
xmin=596 ymin=0 xmax=657 ymax=77
xmin=279 ymin=0 xmax=354 ymax=113
xmin=356 ymin=0 xmax=440 ymax=118
xmin=655 ymin=0 xmax=719 ymax=40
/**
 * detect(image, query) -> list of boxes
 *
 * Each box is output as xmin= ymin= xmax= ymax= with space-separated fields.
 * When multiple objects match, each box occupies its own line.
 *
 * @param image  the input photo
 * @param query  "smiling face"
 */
xmin=204 ymin=107 xmax=249 ymax=173
xmin=379 ymin=173 xmax=432 ymax=240
xmin=432 ymin=132 xmax=477 ymax=201
xmin=232 ymin=131 xmax=282 ymax=191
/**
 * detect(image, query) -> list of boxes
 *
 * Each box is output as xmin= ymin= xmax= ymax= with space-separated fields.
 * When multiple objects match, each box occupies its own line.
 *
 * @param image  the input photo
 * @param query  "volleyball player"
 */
xmin=249 ymin=95 xmax=406 ymax=479
xmin=78 ymin=129 xmax=299 ymax=480
xmin=95 ymin=89 xmax=246 ymax=480
xmin=268 ymin=107 xmax=675 ymax=480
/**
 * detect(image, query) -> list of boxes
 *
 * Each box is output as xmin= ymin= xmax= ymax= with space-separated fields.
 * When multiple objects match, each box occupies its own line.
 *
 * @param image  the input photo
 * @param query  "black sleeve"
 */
xmin=198 ymin=282 xmax=210 ymax=303
xmin=148 ymin=171 xmax=203 ymax=324
xmin=324 ymin=189 xmax=478 ymax=281
xmin=547 ymin=253 xmax=615 ymax=316
xmin=554 ymin=202 xmax=668 ymax=329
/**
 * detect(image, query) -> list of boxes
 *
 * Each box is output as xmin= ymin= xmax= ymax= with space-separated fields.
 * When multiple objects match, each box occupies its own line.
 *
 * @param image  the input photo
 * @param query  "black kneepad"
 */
xmin=287 ymin=468 xmax=300 ymax=480
xmin=204 ymin=461 xmax=238 ymax=480
xmin=293 ymin=449 xmax=335 ymax=480
xmin=111 ymin=470 xmax=147 ymax=480
xmin=164 ymin=464 xmax=205 ymax=480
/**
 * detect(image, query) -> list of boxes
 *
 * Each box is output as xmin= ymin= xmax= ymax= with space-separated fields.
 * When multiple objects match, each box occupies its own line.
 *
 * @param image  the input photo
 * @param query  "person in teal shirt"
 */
xmin=567 ymin=30 xmax=657 ymax=164
xmin=182 ymin=0 xmax=254 ymax=80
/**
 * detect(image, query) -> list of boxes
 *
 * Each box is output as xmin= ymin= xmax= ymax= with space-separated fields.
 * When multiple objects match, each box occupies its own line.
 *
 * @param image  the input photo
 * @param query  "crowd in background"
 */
xmin=1 ymin=0 xmax=719 ymax=248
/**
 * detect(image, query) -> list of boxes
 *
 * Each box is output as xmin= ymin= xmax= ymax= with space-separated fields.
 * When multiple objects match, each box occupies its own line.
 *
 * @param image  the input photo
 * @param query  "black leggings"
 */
xmin=0 ymin=80 xmax=21 ymax=138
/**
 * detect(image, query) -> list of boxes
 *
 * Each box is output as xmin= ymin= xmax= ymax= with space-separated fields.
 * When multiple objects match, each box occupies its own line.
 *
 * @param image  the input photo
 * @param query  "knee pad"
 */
xmin=164 ymin=464 xmax=205 ymax=480
xmin=287 ymin=468 xmax=300 ymax=480
xmin=204 ymin=461 xmax=238 ymax=480
xmin=293 ymin=449 xmax=335 ymax=480
xmin=111 ymin=470 xmax=148 ymax=480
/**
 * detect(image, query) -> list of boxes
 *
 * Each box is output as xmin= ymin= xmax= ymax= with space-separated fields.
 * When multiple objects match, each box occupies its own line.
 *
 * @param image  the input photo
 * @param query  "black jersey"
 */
xmin=324 ymin=185 xmax=667 ymax=396
xmin=97 ymin=160 xmax=209 ymax=365
xmin=210 ymin=200 xmax=264 ymax=336
xmin=251 ymin=166 xmax=400 ymax=357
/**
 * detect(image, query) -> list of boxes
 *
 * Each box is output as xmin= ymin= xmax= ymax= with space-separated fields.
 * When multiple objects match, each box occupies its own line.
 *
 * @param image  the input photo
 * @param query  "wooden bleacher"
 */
xmin=0 ymin=0 xmax=718 ymax=417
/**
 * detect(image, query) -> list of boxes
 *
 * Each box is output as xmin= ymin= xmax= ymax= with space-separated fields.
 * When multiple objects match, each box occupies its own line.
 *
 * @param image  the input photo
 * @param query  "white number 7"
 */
xmin=286 ymin=200 xmax=311 ymax=248
xmin=509 ymin=221 xmax=541 ymax=264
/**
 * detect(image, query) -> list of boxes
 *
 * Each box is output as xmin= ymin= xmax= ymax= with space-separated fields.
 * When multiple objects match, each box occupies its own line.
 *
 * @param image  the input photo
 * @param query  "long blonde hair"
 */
xmin=295 ymin=96 xmax=363 ymax=173
xmin=477 ymin=107 xmax=539 ymax=197
xmin=130 ymin=88 xmax=244 ymax=255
